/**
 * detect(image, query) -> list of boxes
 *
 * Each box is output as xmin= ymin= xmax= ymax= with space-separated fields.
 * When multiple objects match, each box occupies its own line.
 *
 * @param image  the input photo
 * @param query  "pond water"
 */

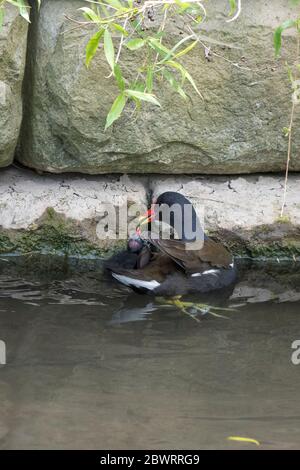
xmin=0 ymin=255 xmax=300 ymax=450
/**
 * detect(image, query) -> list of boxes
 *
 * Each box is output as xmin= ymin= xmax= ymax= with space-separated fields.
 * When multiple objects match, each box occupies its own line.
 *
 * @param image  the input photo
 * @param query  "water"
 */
xmin=0 ymin=255 xmax=300 ymax=450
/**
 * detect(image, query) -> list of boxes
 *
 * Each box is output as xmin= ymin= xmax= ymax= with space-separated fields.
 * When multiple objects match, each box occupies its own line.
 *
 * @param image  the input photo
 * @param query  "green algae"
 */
xmin=0 ymin=209 xmax=299 ymax=260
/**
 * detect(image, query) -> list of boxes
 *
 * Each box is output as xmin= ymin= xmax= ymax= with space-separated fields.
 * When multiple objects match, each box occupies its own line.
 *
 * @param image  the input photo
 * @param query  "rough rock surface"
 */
xmin=0 ymin=4 xmax=28 ymax=167
xmin=18 ymin=0 xmax=300 ymax=174
xmin=0 ymin=168 xmax=299 ymax=258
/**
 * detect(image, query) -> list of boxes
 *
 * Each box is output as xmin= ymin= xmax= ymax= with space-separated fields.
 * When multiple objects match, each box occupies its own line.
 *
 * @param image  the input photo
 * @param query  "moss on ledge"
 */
xmin=0 ymin=208 xmax=299 ymax=260
xmin=0 ymin=208 xmax=126 ymax=258
xmin=208 ymin=222 xmax=300 ymax=260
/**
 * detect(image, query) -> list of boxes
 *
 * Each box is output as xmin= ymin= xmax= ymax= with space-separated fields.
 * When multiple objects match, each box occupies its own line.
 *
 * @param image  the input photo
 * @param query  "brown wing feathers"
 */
xmin=151 ymin=237 xmax=232 ymax=273
xmin=111 ymin=252 xmax=176 ymax=283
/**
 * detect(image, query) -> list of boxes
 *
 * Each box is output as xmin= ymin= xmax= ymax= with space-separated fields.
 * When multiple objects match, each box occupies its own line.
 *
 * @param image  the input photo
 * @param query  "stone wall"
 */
xmin=0 ymin=4 xmax=28 ymax=167
xmin=0 ymin=167 xmax=299 ymax=258
xmin=14 ymin=0 xmax=300 ymax=174
xmin=0 ymin=2 xmax=300 ymax=259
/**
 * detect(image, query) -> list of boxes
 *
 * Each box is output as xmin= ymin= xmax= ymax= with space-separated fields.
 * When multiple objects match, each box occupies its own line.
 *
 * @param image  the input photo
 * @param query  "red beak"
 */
xmin=136 ymin=208 xmax=155 ymax=231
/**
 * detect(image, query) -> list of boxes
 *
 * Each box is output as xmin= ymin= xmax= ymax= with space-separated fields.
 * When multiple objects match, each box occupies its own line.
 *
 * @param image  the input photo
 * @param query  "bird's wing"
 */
xmin=151 ymin=237 xmax=233 ymax=273
xmin=110 ymin=253 xmax=176 ymax=282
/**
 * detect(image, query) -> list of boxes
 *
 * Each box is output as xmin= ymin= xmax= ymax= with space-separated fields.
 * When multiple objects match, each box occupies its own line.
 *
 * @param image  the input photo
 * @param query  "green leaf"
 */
xmin=157 ymin=36 xmax=197 ymax=65
xmin=156 ymin=34 xmax=194 ymax=64
xmin=125 ymin=38 xmax=145 ymax=51
xmin=162 ymin=69 xmax=187 ymax=99
xmin=114 ymin=64 xmax=125 ymax=91
xmin=105 ymin=93 xmax=126 ymax=130
xmin=184 ymin=5 xmax=203 ymax=16
xmin=79 ymin=7 xmax=100 ymax=23
xmin=148 ymin=38 xmax=172 ymax=58
xmin=0 ymin=8 xmax=4 ymax=32
xmin=146 ymin=67 xmax=153 ymax=93
xmin=85 ymin=29 xmax=104 ymax=67
xmin=112 ymin=23 xmax=128 ymax=36
xmin=287 ymin=64 xmax=294 ymax=83
xmin=274 ymin=19 xmax=296 ymax=56
xmin=18 ymin=0 xmax=30 ymax=22
xmin=227 ymin=436 xmax=260 ymax=446
xmin=228 ymin=0 xmax=236 ymax=17
xmin=8 ymin=0 xmax=31 ymax=22
xmin=125 ymin=89 xmax=161 ymax=106
xmin=195 ymin=15 xmax=203 ymax=24
xmin=174 ymin=0 xmax=190 ymax=12
xmin=104 ymin=0 xmax=123 ymax=10
xmin=166 ymin=60 xmax=203 ymax=98
xmin=173 ymin=40 xmax=198 ymax=59
xmin=104 ymin=28 xmax=115 ymax=71
xmin=130 ymin=81 xmax=144 ymax=92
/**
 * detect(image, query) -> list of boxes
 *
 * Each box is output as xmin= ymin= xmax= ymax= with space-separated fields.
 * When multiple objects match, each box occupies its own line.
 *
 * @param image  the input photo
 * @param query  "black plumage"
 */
xmin=105 ymin=192 xmax=237 ymax=296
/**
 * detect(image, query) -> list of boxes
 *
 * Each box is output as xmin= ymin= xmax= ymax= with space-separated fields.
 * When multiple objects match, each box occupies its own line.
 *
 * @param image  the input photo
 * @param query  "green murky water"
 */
xmin=0 ymin=255 xmax=300 ymax=449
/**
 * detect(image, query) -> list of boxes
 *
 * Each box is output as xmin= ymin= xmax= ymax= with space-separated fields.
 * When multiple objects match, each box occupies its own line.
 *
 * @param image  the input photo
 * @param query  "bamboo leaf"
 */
xmin=228 ymin=0 xmax=236 ymax=17
xmin=148 ymin=38 xmax=172 ymax=58
xmin=157 ymin=34 xmax=195 ymax=64
xmin=172 ymin=39 xmax=198 ymax=60
xmin=146 ymin=67 xmax=153 ymax=93
xmin=104 ymin=0 xmax=123 ymax=10
xmin=125 ymin=89 xmax=161 ymax=106
xmin=274 ymin=19 xmax=296 ymax=56
xmin=162 ymin=69 xmax=187 ymax=99
xmin=105 ymin=93 xmax=126 ymax=130
xmin=227 ymin=436 xmax=260 ymax=446
xmin=85 ymin=29 xmax=104 ymax=67
xmin=0 ymin=8 xmax=4 ymax=32
xmin=114 ymin=64 xmax=125 ymax=91
xmin=174 ymin=0 xmax=190 ymax=12
xmin=7 ymin=0 xmax=31 ymax=22
xmin=126 ymin=38 xmax=145 ymax=51
xmin=130 ymin=81 xmax=144 ymax=92
xmin=79 ymin=7 xmax=101 ymax=23
xmin=112 ymin=23 xmax=128 ymax=36
xmin=104 ymin=28 xmax=115 ymax=71
xmin=166 ymin=60 xmax=203 ymax=98
xmin=17 ymin=0 xmax=30 ymax=22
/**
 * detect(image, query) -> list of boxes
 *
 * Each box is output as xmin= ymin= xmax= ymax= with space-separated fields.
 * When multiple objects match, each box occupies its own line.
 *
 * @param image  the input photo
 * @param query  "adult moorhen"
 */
xmin=105 ymin=192 xmax=237 ymax=296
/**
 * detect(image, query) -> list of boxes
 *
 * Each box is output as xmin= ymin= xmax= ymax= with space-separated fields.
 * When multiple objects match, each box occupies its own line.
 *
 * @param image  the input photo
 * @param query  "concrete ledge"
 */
xmin=0 ymin=167 xmax=299 ymax=258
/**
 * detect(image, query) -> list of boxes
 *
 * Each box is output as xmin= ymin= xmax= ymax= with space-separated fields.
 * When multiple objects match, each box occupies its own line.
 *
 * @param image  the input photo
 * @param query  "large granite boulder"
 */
xmin=18 ymin=0 xmax=300 ymax=173
xmin=0 ymin=4 xmax=28 ymax=168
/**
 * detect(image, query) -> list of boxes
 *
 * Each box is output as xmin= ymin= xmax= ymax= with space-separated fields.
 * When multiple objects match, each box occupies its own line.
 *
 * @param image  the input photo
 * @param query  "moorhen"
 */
xmin=105 ymin=192 xmax=237 ymax=296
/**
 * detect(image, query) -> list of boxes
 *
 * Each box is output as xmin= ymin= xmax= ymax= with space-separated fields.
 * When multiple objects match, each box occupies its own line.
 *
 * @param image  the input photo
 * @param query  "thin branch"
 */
xmin=186 ymin=25 xmax=251 ymax=71
xmin=280 ymin=100 xmax=295 ymax=216
xmin=106 ymin=17 xmax=129 ymax=78
xmin=280 ymin=34 xmax=300 ymax=216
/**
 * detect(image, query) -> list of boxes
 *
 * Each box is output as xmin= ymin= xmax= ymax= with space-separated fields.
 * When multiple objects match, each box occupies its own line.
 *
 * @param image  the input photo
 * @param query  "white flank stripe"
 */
xmin=112 ymin=273 xmax=160 ymax=290
xmin=191 ymin=261 xmax=234 ymax=278
xmin=191 ymin=269 xmax=220 ymax=277
xmin=203 ymin=269 xmax=220 ymax=275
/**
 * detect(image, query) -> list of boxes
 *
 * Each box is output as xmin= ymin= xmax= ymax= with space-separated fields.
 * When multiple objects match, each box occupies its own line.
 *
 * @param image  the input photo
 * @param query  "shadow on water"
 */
xmin=0 ymin=254 xmax=300 ymax=449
